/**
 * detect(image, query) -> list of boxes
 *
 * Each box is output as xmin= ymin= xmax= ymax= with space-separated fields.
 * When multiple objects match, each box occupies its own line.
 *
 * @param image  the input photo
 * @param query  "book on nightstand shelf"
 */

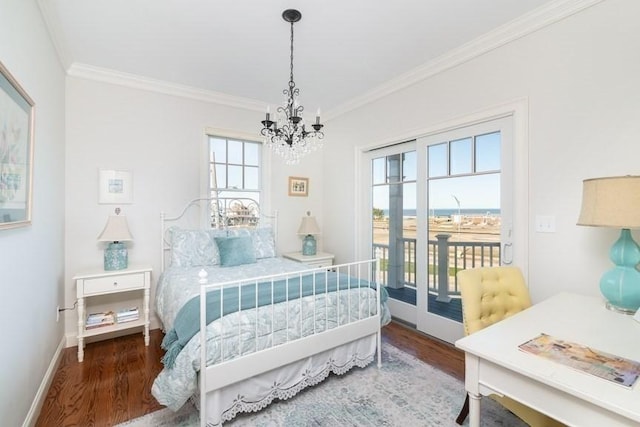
xmin=116 ymin=307 xmax=139 ymax=323
xmin=85 ymin=311 xmax=115 ymax=329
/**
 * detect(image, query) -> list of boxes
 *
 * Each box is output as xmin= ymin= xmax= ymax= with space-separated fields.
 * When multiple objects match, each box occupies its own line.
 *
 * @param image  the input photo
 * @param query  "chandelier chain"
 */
xmin=289 ymin=20 xmax=294 ymax=85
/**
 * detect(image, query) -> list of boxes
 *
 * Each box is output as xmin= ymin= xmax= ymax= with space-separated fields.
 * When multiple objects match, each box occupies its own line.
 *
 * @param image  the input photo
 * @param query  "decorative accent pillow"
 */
xmin=170 ymin=228 xmax=227 ymax=267
xmin=252 ymin=226 xmax=277 ymax=258
xmin=215 ymin=236 xmax=257 ymax=267
xmin=226 ymin=226 xmax=277 ymax=259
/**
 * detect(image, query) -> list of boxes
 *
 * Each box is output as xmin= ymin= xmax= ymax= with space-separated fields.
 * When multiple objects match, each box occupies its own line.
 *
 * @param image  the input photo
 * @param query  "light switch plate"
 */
xmin=535 ymin=215 xmax=556 ymax=233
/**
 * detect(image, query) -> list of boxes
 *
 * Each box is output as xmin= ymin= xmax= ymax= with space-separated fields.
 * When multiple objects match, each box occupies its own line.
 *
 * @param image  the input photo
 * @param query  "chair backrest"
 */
xmin=458 ymin=266 xmax=532 ymax=336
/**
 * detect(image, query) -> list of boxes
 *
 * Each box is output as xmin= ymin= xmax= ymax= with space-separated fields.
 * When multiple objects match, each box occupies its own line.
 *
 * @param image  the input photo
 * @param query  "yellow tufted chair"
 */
xmin=455 ymin=266 xmax=565 ymax=427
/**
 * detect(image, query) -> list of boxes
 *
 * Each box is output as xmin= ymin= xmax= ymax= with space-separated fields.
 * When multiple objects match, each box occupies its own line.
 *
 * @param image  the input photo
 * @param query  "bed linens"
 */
xmin=152 ymin=277 xmax=389 ymax=410
xmin=155 ymin=257 xmax=307 ymax=332
xmin=161 ymin=269 xmax=388 ymax=369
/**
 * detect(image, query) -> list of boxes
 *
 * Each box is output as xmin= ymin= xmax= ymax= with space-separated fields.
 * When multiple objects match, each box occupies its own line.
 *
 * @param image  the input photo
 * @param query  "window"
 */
xmin=208 ymin=135 xmax=262 ymax=226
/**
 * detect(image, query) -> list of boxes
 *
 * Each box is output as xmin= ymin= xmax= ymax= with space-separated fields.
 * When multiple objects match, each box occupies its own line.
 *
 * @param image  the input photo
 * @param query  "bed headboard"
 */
xmin=160 ymin=197 xmax=277 ymax=272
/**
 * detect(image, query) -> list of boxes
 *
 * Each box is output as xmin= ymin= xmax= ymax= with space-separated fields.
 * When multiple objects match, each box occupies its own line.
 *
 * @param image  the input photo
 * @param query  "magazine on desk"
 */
xmin=519 ymin=333 xmax=640 ymax=388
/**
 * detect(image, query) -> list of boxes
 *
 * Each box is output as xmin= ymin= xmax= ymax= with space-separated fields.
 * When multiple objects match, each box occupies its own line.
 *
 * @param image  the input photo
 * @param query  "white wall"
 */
xmin=0 ymin=1 xmax=66 ymax=425
xmin=323 ymin=0 xmax=640 ymax=304
xmin=63 ymin=78 xmax=324 ymax=340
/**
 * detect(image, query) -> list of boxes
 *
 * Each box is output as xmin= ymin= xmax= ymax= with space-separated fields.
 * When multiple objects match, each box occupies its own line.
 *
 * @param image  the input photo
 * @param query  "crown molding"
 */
xmin=326 ymin=0 xmax=603 ymax=120
xmin=46 ymin=0 xmax=601 ymax=118
xmin=67 ymin=63 xmax=265 ymax=112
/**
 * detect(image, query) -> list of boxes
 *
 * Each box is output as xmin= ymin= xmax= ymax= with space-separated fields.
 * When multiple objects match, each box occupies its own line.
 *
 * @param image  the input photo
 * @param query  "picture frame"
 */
xmin=0 ymin=61 xmax=35 ymax=230
xmin=98 ymin=169 xmax=133 ymax=204
xmin=288 ymin=176 xmax=309 ymax=197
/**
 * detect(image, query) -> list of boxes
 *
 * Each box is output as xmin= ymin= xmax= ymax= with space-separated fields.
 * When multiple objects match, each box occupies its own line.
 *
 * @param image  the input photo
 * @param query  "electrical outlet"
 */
xmin=56 ymin=305 xmax=60 ymax=322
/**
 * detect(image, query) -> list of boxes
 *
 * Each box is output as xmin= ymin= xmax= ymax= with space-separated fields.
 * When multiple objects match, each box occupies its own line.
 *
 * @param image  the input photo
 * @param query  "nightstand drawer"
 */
xmin=307 ymin=260 xmax=332 ymax=268
xmin=83 ymin=273 xmax=144 ymax=295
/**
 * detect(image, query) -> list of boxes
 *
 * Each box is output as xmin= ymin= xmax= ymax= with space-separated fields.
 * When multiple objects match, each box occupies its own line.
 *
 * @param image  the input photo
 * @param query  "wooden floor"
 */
xmin=35 ymin=322 xmax=464 ymax=426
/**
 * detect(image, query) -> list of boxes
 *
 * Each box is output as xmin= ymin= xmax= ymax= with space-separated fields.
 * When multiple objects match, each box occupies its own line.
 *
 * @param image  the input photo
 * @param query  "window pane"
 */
xmin=244 ymin=166 xmax=259 ymax=190
xmin=214 ymin=164 xmax=226 ymax=188
xmin=228 ymin=165 xmax=242 ymax=188
xmin=403 ymin=182 xmax=416 ymax=215
xmin=476 ymin=132 xmax=501 ymax=172
xmin=372 ymin=157 xmax=385 ymax=185
xmin=402 ymin=151 xmax=416 ymax=181
xmin=387 ymin=154 xmax=402 ymax=183
xmin=228 ymin=140 xmax=243 ymax=164
xmin=450 ymin=137 xmax=472 ymax=175
xmin=428 ymin=143 xmax=447 ymax=177
xmin=211 ymin=138 xmax=226 ymax=162
xmin=372 ymin=186 xmax=389 ymax=218
xmin=245 ymin=142 xmax=260 ymax=166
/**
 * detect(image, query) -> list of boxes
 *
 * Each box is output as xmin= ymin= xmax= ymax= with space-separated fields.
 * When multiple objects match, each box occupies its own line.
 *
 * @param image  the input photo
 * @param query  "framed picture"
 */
xmin=288 ymin=176 xmax=309 ymax=197
xmin=99 ymin=169 xmax=133 ymax=204
xmin=0 ymin=61 xmax=35 ymax=230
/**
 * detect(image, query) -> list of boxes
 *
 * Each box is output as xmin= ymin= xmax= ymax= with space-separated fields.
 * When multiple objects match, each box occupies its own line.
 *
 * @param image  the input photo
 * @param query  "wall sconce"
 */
xmin=97 ymin=207 xmax=133 ymax=270
xmin=297 ymin=211 xmax=321 ymax=256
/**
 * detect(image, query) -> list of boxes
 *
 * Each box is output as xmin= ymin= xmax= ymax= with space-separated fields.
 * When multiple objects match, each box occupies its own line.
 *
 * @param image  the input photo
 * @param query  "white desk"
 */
xmin=455 ymin=292 xmax=640 ymax=427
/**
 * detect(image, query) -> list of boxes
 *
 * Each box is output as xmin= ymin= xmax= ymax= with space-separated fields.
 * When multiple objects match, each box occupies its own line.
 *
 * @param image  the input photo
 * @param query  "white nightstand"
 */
xmin=74 ymin=265 xmax=152 ymax=362
xmin=283 ymin=251 xmax=335 ymax=268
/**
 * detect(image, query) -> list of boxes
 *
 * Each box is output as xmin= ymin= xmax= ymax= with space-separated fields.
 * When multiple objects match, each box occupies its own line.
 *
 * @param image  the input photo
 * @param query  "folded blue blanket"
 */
xmin=161 ymin=270 xmax=387 ymax=368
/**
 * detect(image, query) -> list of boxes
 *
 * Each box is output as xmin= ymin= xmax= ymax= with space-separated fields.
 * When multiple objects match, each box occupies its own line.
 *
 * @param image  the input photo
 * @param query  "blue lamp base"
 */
xmin=600 ymin=229 xmax=640 ymax=314
xmin=302 ymin=235 xmax=317 ymax=256
xmin=104 ymin=242 xmax=128 ymax=271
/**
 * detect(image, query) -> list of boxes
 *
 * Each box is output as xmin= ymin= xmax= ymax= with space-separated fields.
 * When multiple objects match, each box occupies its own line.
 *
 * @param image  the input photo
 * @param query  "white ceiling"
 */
xmin=40 ymin=0 xmax=564 ymax=115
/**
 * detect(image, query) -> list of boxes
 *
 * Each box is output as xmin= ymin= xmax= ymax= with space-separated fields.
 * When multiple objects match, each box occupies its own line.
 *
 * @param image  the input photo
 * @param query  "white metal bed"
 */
xmin=153 ymin=198 xmax=389 ymax=426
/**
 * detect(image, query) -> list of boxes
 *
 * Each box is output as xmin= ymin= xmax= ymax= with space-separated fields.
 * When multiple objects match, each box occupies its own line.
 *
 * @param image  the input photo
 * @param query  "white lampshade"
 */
xmin=97 ymin=215 xmax=133 ymax=242
xmin=297 ymin=214 xmax=321 ymax=236
xmin=577 ymin=176 xmax=640 ymax=228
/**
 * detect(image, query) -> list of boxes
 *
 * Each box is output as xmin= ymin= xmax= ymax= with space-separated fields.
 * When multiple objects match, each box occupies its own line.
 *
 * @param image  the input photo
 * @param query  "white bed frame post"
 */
xmin=199 ymin=269 xmax=209 ymax=427
xmin=376 ymin=248 xmax=382 ymax=369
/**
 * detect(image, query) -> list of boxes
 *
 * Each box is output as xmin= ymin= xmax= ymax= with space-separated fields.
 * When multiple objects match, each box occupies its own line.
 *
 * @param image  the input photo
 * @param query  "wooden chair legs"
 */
xmin=456 ymin=394 xmax=469 ymax=425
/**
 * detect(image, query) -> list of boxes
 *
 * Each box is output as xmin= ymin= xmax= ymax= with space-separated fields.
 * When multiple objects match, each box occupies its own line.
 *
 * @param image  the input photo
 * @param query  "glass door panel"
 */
xmin=416 ymin=117 xmax=513 ymax=343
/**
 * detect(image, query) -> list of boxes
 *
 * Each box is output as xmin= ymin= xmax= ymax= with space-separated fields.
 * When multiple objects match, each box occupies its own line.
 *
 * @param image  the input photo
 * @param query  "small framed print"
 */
xmin=288 ymin=176 xmax=308 ymax=197
xmin=98 ymin=169 xmax=133 ymax=204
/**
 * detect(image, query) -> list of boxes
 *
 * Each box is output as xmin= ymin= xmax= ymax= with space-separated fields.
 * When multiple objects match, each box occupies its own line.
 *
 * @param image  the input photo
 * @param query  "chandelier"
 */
xmin=261 ymin=9 xmax=324 ymax=165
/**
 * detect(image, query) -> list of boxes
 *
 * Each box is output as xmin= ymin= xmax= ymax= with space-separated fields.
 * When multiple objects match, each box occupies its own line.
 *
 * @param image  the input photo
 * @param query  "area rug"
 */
xmin=118 ymin=343 xmax=526 ymax=426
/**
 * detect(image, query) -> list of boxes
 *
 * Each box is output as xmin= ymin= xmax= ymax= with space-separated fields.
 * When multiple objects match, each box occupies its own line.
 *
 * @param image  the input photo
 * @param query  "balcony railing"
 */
xmin=373 ymin=233 xmax=500 ymax=301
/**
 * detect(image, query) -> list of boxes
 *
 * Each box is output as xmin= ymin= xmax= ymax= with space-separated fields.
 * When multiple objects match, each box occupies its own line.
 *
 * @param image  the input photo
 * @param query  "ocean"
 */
xmin=383 ymin=208 xmax=500 ymax=217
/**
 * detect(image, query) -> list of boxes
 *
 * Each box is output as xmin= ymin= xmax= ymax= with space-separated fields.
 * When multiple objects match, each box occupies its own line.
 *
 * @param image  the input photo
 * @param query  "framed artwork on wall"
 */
xmin=99 ymin=169 xmax=133 ymax=204
xmin=288 ymin=176 xmax=309 ymax=197
xmin=0 ymin=61 xmax=35 ymax=230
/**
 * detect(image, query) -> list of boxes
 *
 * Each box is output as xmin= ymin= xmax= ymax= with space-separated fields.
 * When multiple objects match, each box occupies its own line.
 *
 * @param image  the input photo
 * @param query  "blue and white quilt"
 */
xmin=151 ymin=258 xmax=390 ymax=411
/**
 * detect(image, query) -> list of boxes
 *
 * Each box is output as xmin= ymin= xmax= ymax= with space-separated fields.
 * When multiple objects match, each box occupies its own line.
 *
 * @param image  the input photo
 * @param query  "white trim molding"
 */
xmin=327 ymin=0 xmax=603 ymax=120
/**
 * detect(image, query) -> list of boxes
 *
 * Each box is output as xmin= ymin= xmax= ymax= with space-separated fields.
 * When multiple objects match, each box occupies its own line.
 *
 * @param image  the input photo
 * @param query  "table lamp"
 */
xmin=97 ymin=208 xmax=133 ymax=271
xmin=577 ymin=175 xmax=640 ymax=314
xmin=297 ymin=211 xmax=321 ymax=256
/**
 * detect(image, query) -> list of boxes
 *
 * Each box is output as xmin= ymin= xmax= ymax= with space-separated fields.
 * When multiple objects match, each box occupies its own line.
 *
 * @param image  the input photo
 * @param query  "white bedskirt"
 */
xmin=195 ymin=334 xmax=377 ymax=426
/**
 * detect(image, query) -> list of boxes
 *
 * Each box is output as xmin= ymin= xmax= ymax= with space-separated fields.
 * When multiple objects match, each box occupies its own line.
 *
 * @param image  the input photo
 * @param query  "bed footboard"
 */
xmin=197 ymin=257 xmax=384 ymax=426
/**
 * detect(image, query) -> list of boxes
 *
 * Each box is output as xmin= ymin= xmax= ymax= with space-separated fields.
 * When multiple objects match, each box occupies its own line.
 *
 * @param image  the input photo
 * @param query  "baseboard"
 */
xmin=22 ymin=336 xmax=66 ymax=427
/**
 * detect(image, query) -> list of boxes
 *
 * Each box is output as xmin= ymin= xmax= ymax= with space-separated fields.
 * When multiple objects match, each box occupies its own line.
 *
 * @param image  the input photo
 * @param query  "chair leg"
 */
xmin=455 ymin=394 xmax=469 ymax=425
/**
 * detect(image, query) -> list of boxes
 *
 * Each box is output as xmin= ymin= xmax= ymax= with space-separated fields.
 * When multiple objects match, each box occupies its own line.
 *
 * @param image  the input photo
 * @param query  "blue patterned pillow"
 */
xmin=252 ymin=226 xmax=277 ymax=258
xmin=227 ymin=226 xmax=277 ymax=259
xmin=170 ymin=228 xmax=227 ymax=267
xmin=215 ymin=236 xmax=257 ymax=267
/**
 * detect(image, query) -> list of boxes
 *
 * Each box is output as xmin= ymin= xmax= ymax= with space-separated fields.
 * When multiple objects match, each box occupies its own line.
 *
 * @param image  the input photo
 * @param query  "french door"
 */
xmin=416 ymin=116 xmax=514 ymax=343
xmin=364 ymin=114 xmax=522 ymax=344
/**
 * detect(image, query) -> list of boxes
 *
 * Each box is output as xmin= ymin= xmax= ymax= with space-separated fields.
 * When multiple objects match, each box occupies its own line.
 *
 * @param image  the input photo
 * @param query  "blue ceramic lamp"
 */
xmin=297 ymin=211 xmax=321 ymax=256
xmin=577 ymin=176 xmax=640 ymax=314
xmin=97 ymin=208 xmax=133 ymax=271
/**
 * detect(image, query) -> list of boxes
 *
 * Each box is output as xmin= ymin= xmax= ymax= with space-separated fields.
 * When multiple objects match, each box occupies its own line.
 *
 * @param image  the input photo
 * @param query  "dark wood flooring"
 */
xmin=35 ymin=322 xmax=464 ymax=426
